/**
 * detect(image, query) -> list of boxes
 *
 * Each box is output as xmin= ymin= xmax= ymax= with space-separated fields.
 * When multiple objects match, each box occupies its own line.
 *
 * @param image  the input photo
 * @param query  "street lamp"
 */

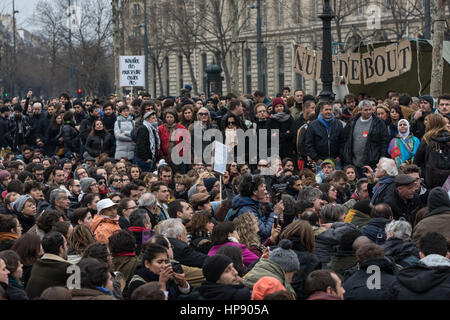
xmin=12 ymin=0 xmax=19 ymax=98
xmin=319 ymin=0 xmax=335 ymax=104
xmin=249 ymin=0 xmax=263 ymax=92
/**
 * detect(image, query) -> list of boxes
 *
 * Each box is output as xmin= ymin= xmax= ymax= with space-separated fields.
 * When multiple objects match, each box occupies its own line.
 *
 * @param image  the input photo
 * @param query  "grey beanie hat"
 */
xmin=80 ymin=177 xmax=96 ymax=194
xmin=187 ymin=183 xmax=198 ymax=200
xmin=12 ymin=194 xmax=33 ymax=213
xmin=269 ymin=239 xmax=300 ymax=272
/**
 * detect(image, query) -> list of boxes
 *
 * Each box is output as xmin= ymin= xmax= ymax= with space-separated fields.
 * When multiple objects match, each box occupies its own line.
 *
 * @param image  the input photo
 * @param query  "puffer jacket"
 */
xmin=314 ymin=222 xmax=358 ymax=269
xmin=114 ymin=115 xmax=135 ymax=160
xmin=382 ymin=237 xmax=420 ymax=269
xmin=90 ymin=215 xmax=121 ymax=244
xmin=242 ymin=258 xmax=296 ymax=299
xmin=342 ymin=113 xmax=390 ymax=167
xmin=85 ymin=131 xmax=115 ymax=158
xmin=361 ymin=217 xmax=391 ymax=244
xmin=57 ymin=123 xmax=80 ymax=154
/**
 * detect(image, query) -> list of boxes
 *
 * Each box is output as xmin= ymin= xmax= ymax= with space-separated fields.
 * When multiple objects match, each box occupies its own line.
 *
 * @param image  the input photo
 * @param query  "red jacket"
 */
xmin=158 ymin=123 xmax=188 ymax=157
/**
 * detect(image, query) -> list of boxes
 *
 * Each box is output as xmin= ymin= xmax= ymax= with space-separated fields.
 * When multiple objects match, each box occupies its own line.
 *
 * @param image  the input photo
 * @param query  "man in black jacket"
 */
xmin=158 ymin=218 xmax=207 ymax=269
xmin=389 ymin=232 xmax=450 ymax=299
xmin=304 ymin=102 xmax=345 ymax=168
xmin=28 ymin=102 xmax=47 ymax=149
xmin=342 ymin=101 xmax=390 ymax=175
xmin=79 ymin=105 xmax=100 ymax=146
xmin=10 ymin=105 xmax=32 ymax=152
xmin=0 ymin=106 xmax=12 ymax=149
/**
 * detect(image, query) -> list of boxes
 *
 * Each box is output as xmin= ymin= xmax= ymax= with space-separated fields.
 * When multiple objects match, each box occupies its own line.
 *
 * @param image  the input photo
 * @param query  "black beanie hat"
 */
xmin=428 ymin=187 xmax=450 ymax=212
xmin=202 ymin=254 xmax=233 ymax=283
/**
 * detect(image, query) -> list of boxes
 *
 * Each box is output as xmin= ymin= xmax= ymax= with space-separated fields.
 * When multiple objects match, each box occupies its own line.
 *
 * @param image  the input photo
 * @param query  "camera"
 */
xmin=171 ymin=261 xmax=184 ymax=274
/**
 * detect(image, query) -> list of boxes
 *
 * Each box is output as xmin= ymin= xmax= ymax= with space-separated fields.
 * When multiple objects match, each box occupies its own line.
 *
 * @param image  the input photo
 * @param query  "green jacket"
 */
xmin=25 ymin=254 xmax=72 ymax=299
xmin=344 ymin=209 xmax=371 ymax=229
xmin=327 ymin=252 xmax=357 ymax=281
xmin=243 ymin=258 xmax=296 ymax=299
xmin=112 ymin=255 xmax=140 ymax=293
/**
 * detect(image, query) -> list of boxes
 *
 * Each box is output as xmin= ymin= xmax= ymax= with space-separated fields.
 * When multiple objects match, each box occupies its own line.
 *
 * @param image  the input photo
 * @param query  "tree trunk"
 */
xmin=431 ymin=0 xmax=446 ymax=97
xmin=112 ymin=0 xmax=122 ymax=99
xmin=230 ymin=0 xmax=240 ymax=96
xmin=185 ymin=54 xmax=198 ymax=96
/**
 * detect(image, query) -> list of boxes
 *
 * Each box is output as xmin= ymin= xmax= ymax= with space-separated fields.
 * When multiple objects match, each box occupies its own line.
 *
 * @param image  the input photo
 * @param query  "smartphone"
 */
xmin=274 ymin=217 xmax=279 ymax=228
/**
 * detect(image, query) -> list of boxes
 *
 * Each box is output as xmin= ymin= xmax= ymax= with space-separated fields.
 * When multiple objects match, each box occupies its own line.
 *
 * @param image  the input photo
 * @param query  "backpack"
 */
xmin=225 ymin=204 xmax=261 ymax=221
xmin=425 ymin=139 xmax=450 ymax=188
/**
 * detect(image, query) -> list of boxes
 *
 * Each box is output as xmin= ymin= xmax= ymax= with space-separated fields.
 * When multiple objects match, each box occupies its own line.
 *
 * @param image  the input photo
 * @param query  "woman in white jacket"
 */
xmin=114 ymin=105 xmax=135 ymax=160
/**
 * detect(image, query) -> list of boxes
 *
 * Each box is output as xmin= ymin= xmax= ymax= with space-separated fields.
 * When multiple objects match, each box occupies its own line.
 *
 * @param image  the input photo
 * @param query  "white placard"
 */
xmin=213 ymin=141 xmax=227 ymax=175
xmin=120 ymin=56 xmax=145 ymax=87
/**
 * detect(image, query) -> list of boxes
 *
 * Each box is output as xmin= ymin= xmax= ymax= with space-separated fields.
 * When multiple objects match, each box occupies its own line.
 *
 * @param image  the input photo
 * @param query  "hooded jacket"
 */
xmin=230 ymin=195 xmax=275 ymax=242
xmin=382 ymin=237 xmax=420 ymax=269
xmin=343 ymin=258 xmax=397 ymax=300
xmin=114 ymin=115 xmax=135 ymax=160
xmin=314 ymin=222 xmax=358 ymax=269
xmin=90 ymin=214 xmax=121 ymax=244
xmin=344 ymin=209 xmax=371 ymax=229
xmin=412 ymin=187 xmax=450 ymax=246
xmin=243 ymin=258 xmax=296 ymax=299
xmin=361 ymin=217 xmax=391 ymax=244
xmin=388 ymin=255 xmax=450 ymax=299
xmin=327 ymin=250 xmax=357 ymax=281
xmin=85 ymin=130 xmax=115 ymax=158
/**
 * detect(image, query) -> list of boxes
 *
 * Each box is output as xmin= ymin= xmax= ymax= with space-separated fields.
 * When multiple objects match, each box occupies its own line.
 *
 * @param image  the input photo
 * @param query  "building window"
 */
xmin=278 ymin=0 xmax=283 ymax=26
xmin=245 ymin=49 xmax=252 ymax=94
xmin=262 ymin=0 xmax=267 ymax=27
xmin=277 ymin=46 xmax=284 ymax=93
xmin=178 ymin=55 xmax=183 ymax=89
xmin=133 ymin=4 xmax=141 ymax=17
xmin=357 ymin=0 xmax=364 ymax=15
xmin=296 ymin=0 xmax=301 ymax=24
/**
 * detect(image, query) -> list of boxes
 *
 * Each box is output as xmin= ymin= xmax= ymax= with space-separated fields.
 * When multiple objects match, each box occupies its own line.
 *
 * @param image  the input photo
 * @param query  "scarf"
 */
xmin=143 ymin=120 xmax=160 ymax=158
xmin=397 ymin=119 xmax=410 ymax=140
xmin=0 ymin=232 xmax=19 ymax=242
xmin=112 ymin=252 xmax=136 ymax=258
xmin=371 ymin=175 xmax=396 ymax=203
xmin=270 ymin=112 xmax=290 ymax=122
xmin=318 ymin=113 xmax=335 ymax=134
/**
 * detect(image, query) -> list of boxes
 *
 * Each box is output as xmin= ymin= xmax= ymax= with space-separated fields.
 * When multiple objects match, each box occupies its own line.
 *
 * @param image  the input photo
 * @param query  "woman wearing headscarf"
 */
xmin=388 ymin=119 xmax=420 ymax=168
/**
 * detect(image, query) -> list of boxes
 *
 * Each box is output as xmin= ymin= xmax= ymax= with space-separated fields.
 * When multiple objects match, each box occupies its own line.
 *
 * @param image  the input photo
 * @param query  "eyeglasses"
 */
xmin=127 ymin=206 xmax=137 ymax=210
xmin=99 ymin=181 xmax=106 ymax=185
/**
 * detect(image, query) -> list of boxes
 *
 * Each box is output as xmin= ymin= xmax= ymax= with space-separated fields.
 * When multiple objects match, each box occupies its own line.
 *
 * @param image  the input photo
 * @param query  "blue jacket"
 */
xmin=361 ymin=217 xmax=391 ymax=244
xmin=304 ymin=116 xmax=344 ymax=161
xmin=228 ymin=195 xmax=275 ymax=242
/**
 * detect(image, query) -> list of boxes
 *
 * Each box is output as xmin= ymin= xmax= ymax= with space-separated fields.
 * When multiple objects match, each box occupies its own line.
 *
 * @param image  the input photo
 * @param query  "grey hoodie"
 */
xmin=420 ymin=254 xmax=450 ymax=268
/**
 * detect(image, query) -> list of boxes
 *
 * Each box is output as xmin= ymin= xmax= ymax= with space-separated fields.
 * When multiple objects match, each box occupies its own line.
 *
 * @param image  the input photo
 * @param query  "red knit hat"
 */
xmin=271 ymin=97 xmax=285 ymax=108
xmin=251 ymin=276 xmax=287 ymax=300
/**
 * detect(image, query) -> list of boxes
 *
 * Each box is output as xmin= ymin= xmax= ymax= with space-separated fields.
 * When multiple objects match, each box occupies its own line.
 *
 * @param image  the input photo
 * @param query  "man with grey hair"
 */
xmin=342 ymin=99 xmax=390 ymax=177
xmin=381 ymin=220 xmax=420 ymax=268
xmin=367 ymin=157 xmax=398 ymax=205
xmin=29 ymin=101 xmax=47 ymax=148
xmin=49 ymin=188 xmax=71 ymax=221
xmin=137 ymin=192 xmax=160 ymax=228
xmin=157 ymin=218 xmax=207 ymax=268
xmin=298 ymin=186 xmax=324 ymax=213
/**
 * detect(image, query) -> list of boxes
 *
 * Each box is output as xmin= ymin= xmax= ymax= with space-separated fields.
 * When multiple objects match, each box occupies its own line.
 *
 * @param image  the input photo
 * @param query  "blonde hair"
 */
xmin=423 ymin=113 xmax=448 ymax=144
xmin=196 ymin=171 xmax=216 ymax=185
xmin=233 ymin=212 xmax=265 ymax=253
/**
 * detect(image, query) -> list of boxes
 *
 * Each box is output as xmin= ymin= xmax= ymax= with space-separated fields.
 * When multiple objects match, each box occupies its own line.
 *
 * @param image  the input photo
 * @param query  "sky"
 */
xmin=3 ymin=0 xmax=42 ymax=31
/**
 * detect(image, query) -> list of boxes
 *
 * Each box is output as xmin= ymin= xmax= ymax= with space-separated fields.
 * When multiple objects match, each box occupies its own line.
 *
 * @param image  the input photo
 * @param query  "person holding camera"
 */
xmin=127 ymin=243 xmax=190 ymax=300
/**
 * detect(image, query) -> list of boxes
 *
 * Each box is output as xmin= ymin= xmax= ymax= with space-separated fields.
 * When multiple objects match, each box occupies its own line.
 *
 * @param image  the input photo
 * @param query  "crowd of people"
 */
xmin=0 ymin=85 xmax=449 ymax=301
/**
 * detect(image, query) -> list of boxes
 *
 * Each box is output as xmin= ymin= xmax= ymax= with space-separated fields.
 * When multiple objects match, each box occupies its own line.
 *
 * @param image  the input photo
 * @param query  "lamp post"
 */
xmin=319 ymin=0 xmax=335 ymax=104
xmin=12 ymin=0 xmax=18 ymax=98
xmin=143 ymin=0 xmax=149 ymax=94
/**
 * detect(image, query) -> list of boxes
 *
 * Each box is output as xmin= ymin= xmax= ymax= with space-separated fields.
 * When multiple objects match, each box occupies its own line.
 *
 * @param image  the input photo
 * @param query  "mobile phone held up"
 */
xmin=274 ymin=216 xmax=279 ymax=228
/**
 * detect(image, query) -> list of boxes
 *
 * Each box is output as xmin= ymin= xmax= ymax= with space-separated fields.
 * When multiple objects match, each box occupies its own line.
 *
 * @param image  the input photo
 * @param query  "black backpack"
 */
xmin=425 ymin=139 xmax=450 ymax=188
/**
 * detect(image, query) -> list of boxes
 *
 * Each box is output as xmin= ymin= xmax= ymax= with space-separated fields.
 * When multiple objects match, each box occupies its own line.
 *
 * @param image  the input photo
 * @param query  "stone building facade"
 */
xmin=122 ymin=0 xmax=428 ymax=98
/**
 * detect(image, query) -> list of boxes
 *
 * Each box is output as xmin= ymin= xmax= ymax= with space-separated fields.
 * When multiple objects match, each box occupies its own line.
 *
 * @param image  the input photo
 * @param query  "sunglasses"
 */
xmin=228 ymin=121 xmax=235 ymax=125
xmin=198 ymin=113 xmax=208 ymax=116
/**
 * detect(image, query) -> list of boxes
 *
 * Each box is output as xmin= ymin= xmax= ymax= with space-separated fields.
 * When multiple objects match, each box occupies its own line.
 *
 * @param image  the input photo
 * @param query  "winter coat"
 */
xmin=103 ymin=114 xmax=117 ymax=133
xmin=25 ymin=253 xmax=72 ymax=299
xmin=327 ymin=250 xmax=357 ymax=281
xmin=29 ymin=113 xmax=47 ymax=145
xmin=127 ymin=264 xmax=185 ymax=300
xmin=90 ymin=215 xmax=121 ymax=244
xmin=343 ymin=258 xmax=397 ymax=300
xmin=388 ymin=256 xmax=450 ymax=299
xmin=189 ymin=122 xmax=218 ymax=162
xmin=289 ymin=103 xmax=303 ymax=120
xmin=304 ymin=116 xmax=344 ymax=161
xmin=266 ymin=112 xmax=295 ymax=160
xmin=283 ymin=237 xmax=321 ymax=300
xmin=414 ymin=129 xmax=450 ymax=189
xmin=344 ymin=209 xmax=371 ymax=229
xmin=314 ymin=222 xmax=358 ymax=269
xmin=208 ymin=242 xmax=259 ymax=268
xmin=229 ymin=195 xmax=275 ymax=242
xmin=168 ymin=237 xmax=208 ymax=269
xmin=2 ymin=277 xmax=28 ymax=300
xmin=0 ymin=115 xmax=13 ymax=149
xmin=243 ymin=258 xmax=296 ymax=298
xmin=186 ymin=281 xmax=251 ymax=300
xmin=307 ymin=291 xmax=342 ymax=300
xmin=114 ymin=115 xmax=135 ymax=160
xmin=44 ymin=125 xmax=62 ymax=156
xmin=85 ymin=131 xmax=115 ymax=158
xmin=10 ymin=113 xmax=31 ymax=150
xmin=17 ymin=213 xmax=35 ymax=234
xmin=189 ymin=232 xmax=213 ymax=255
xmin=79 ymin=116 xmax=98 ymax=145
xmin=158 ymin=123 xmax=188 ymax=160
xmin=413 ymin=211 xmax=450 ymax=247
xmin=382 ymin=238 xmax=420 ymax=269
xmin=361 ymin=217 xmax=391 ymax=244
xmin=135 ymin=124 xmax=158 ymax=161
xmin=57 ymin=123 xmax=80 ymax=154
xmin=111 ymin=254 xmax=140 ymax=295
xmin=410 ymin=110 xmax=433 ymax=141
xmin=70 ymin=287 xmax=116 ymax=300
xmin=342 ymin=113 xmax=390 ymax=167
xmin=380 ymin=188 xmax=423 ymax=224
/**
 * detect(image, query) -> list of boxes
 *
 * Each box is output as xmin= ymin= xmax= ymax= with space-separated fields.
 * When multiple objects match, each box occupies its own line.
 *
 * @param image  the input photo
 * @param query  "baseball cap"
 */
xmin=97 ymin=198 xmax=118 ymax=215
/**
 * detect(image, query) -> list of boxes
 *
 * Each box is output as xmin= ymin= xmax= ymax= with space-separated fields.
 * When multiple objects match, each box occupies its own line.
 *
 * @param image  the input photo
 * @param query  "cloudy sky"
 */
xmin=3 ymin=0 xmax=42 ymax=31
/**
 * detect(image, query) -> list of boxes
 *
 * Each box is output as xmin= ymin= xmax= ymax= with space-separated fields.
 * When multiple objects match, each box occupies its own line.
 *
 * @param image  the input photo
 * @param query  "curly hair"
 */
xmin=186 ymin=210 xmax=212 ymax=235
xmin=68 ymin=225 xmax=96 ymax=256
xmin=233 ymin=212 xmax=265 ymax=253
xmin=82 ymin=242 xmax=111 ymax=269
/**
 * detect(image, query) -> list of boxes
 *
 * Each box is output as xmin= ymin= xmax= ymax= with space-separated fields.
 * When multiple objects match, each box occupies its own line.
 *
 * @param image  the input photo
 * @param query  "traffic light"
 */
xmin=77 ymin=89 xmax=83 ymax=98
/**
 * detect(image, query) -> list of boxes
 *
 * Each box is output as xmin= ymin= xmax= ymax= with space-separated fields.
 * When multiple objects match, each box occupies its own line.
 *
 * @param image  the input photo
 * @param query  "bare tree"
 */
xmin=195 ymin=0 xmax=246 ymax=94
xmin=381 ymin=0 xmax=423 ymax=40
xmin=165 ymin=0 xmax=200 ymax=95
xmin=431 ymin=0 xmax=446 ymax=96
